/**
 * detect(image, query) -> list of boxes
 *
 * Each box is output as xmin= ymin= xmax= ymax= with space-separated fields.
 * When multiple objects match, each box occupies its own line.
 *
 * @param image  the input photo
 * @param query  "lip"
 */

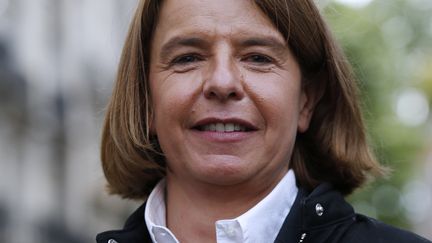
xmin=189 ymin=117 xmax=259 ymax=143
xmin=191 ymin=117 xmax=258 ymax=131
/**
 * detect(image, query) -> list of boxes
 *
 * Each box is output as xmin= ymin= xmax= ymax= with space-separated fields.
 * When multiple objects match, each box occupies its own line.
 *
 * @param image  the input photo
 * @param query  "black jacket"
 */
xmin=96 ymin=184 xmax=431 ymax=243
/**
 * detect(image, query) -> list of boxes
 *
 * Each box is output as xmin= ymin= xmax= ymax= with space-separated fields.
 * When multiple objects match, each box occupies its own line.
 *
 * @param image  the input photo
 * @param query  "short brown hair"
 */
xmin=101 ymin=0 xmax=384 ymax=199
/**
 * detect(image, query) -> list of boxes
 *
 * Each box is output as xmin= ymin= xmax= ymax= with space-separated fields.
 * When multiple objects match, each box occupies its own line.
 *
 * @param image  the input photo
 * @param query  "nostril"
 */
xmin=206 ymin=90 xmax=217 ymax=99
xmin=228 ymin=91 xmax=237 ymax=98
xmin=202 ymin=76 xmax=245 ymax=101
xmin=207 ymin=91 xmax=240 ymax=101
xmin=204 ymin=88 xmax=243 ymax=101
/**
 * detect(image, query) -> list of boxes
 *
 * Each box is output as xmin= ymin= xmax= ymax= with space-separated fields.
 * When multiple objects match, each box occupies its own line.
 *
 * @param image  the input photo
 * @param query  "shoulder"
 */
xmin=275 ymin=183 xmax=431 ymax=243
xmin=342 ymin=214 xmax=430 ymax=243
xmin=96 ymin=203 xmax=152 ymax=243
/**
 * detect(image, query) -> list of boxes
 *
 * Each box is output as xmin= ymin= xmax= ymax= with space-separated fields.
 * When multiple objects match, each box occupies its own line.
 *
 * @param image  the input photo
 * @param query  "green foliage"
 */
xmin=323 ymin=0 xmax=432 ymax=229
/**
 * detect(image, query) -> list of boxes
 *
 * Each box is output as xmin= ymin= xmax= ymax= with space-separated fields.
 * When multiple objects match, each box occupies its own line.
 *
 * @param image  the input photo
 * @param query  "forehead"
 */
xmin=153 ymin=0 xmax=284 ymax=45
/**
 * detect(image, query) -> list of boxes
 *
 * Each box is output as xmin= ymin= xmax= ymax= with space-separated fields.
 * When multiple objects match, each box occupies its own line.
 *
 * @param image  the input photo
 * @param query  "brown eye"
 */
xmin=171 ymin=54 xmax=203 ymax=65
xmin=243 ymin=54 xmax=273 ymax=64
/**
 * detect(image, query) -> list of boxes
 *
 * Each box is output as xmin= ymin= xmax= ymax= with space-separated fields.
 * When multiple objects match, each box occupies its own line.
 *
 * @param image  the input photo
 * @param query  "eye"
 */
xmin=243 ymin=54 xmax=273 ymax=64
xmin=171 ymin=54 xmax=203 ymax=65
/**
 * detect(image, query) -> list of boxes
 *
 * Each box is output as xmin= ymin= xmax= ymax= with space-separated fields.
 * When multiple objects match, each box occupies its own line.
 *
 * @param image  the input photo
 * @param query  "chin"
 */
xmin=192 ymin=155 xmax=255 ymax=185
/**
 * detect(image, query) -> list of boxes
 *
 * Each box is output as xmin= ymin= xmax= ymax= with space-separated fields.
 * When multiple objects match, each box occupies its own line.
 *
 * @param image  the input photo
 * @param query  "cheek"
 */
xmin=244 ymin=72 xmax=303 ymax=126
xmin=150 ymin=71 xmax=202 ymax=131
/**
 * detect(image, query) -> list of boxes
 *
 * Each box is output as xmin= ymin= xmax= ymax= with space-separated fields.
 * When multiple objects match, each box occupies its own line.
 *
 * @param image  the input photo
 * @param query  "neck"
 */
xmin=165 ymin=170 xmax=287 ymax=243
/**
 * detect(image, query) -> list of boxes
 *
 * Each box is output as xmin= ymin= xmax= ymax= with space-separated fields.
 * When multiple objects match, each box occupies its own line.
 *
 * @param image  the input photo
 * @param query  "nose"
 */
xmin=203 ymin=54 xmax=245 ymax=101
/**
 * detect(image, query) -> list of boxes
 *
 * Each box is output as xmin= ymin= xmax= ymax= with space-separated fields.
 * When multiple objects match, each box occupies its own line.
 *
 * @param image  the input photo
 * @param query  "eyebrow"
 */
xmin=159 ymin=36 xmax=210 ymax=61
xmin=236 ymin=36 xmax=288 ymax=54
xmin=238 ymin=37 xmax=287 ymax=49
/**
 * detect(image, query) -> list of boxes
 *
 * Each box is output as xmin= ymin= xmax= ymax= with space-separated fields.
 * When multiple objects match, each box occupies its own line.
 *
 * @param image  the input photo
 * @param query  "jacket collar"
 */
xmin=96 ymin=203 xmax=152 ymax=243
xmin=275 ymin=183 xmax=355 ymax=243
xmin=96 ymin=183 xmax=355 ymax=243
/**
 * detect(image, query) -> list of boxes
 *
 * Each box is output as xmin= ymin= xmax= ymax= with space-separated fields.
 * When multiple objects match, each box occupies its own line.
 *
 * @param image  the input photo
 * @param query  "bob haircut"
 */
xmin=101 ymin=0 xmax=385 ymax=199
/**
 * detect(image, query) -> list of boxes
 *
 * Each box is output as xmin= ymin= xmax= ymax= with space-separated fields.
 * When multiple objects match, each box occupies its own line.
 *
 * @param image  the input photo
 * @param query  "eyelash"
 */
xmin=170 ymin=54 xmax=204 ymax=66
xmin=167 ymin=53 xmax=275 ymax=71
xmin=242 ymin=54 xmax=274 ymax=64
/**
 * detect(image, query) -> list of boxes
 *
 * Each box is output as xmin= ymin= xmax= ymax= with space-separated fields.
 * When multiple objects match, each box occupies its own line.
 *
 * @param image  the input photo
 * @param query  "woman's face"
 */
xmin=149 ymin=0 xmax=314 ymax=188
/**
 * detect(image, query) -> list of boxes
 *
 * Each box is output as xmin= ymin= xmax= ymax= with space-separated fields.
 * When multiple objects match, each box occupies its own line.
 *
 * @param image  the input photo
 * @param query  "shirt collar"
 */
xmin=145 ymin=179 xmax=179 ymax=243
xmin=238 ymin=169 xmax=298 ymax=242
xmin=145 ymin=170 xmax=298 ymax=243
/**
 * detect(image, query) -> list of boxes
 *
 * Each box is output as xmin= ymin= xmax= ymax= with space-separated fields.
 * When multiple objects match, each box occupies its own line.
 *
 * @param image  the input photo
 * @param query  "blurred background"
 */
xmin=0 ymin=0 xmax=430 ymax=242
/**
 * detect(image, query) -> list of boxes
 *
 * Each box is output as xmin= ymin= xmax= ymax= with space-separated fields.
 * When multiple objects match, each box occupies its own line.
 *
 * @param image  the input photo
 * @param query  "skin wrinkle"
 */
xmin=159 ymin=36 xmax=211 ymax=64
xmin=159 ymin=34 xmax=290 ymax=64
xmin=160 ymin=37 xmax=288 ymax=75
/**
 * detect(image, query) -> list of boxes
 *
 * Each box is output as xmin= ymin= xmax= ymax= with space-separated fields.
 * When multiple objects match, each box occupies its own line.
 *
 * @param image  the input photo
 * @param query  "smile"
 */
xmin=192 ymin=118 xmax=258 ymax=134
xmin=198 ymin=123 xmax=248 ymax=132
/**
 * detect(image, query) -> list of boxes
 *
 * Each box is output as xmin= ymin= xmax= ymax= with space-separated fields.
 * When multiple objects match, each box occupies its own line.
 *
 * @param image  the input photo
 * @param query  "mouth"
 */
xmin=192 ymin=118 xmax=258 ymax=133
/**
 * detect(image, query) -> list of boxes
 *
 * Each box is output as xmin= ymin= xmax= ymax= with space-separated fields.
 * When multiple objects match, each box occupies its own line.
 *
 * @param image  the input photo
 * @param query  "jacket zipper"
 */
xmin=298 ymin=232 xmax=307 ymax=243
xmin=299 ymin=198 xmax=307 ymax=243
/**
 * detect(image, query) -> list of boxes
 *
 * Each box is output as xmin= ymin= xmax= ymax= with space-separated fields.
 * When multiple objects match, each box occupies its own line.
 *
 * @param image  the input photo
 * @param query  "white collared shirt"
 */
xmin=144 ymin=170 xmax=298 ymax=243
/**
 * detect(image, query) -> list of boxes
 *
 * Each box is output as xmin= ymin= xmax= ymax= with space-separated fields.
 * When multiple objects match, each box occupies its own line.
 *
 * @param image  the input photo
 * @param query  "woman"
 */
xmin=96 ymin=0 xmax=431 ymax=242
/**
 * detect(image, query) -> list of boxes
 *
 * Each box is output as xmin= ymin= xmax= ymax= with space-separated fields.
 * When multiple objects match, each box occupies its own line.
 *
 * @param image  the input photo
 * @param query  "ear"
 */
xmin=297 ymin=81 xmax=324 ymax=133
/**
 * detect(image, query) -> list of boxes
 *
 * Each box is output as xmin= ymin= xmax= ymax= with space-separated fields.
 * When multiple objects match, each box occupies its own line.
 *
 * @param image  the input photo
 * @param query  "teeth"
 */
xmin=209 ymin=123 xmax=216 ymax=131
xmin=201 ymin=123 xmax=247 ymax=132
xmin=225 ymin=123 xmax=234 ymax=132
xmin=216 ymin=123 xmax=225 ymax=132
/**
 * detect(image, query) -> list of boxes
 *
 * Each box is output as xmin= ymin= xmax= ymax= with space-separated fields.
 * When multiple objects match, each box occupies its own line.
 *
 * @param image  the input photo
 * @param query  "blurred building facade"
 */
xmin=0 ymin=0 xmax=141 ymax=242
